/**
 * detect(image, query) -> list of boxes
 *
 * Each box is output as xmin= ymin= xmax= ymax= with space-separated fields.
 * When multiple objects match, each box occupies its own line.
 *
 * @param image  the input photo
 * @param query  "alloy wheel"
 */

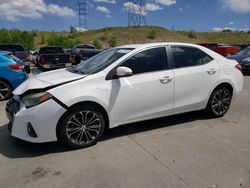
xmin=0 ymin=82 xmax=9 ymax=100
xmin=211 ymin=88 xmax=231 ymax=116
xmin=65 ymin=111 xmax=102 ymax=145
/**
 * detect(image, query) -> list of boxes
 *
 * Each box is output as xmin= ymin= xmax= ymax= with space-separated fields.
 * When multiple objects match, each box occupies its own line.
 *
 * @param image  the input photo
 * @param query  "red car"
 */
xmin=199 ymin=43 xmax=239 ymax=56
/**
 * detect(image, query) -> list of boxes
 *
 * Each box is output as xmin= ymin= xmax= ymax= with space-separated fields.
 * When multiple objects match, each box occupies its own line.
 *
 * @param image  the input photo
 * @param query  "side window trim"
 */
xmin=166 ymin=45 xmax=175 ymax=69
xmin=169 ymin=45 xmax=214 ymax=69
xmin=106 ymin=46 xmax=169 ymax=80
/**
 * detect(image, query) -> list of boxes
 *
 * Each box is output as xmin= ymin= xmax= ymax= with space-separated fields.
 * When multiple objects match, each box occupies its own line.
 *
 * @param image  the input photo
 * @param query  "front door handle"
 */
xmin=159 ymin=76 xmax=173 ymax=84
xmin=207 ymin=69 xmax=216 ymax=75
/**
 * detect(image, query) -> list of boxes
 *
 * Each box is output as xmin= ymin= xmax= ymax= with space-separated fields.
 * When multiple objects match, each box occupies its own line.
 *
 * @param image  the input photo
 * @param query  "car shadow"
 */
xmin=0 ymin=111 xmax=207 ymax=159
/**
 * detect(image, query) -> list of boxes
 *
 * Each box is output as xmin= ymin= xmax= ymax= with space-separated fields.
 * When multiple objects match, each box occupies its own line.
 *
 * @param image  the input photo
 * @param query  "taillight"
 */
xmin=80 ymin=49 xmax=83 ymax=58
xmin=69 ymin=54 xmax=74 ymax=62
xmin=235 ymin=64 xmax=242 ymax=72
xmin=25 ymin=52 xmax=30 ymax=60
xmin=40 ymin=56 xmax=45 ymax=64
xmin=8 ymin=64 xmax=24 ymax=71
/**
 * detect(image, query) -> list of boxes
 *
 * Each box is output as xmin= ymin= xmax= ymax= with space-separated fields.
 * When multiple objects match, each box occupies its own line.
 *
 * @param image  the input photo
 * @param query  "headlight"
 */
xmin=22 ymin=92 xmax=52 ymax=108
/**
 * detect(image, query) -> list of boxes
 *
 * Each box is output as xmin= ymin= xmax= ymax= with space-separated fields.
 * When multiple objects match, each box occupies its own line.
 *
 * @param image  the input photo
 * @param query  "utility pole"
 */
xmin=128 ymin=0 xmax=147 ymax=27
xmin=76 ymin=0 xmax=88 ymax=29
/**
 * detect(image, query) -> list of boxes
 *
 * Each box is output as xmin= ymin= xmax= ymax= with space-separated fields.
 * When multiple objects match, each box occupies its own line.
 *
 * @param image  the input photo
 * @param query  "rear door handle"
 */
xmin=159 ymin=76 xmax=173 ymax=84
xmin=207 ymin=69 xmax=216 ymax=75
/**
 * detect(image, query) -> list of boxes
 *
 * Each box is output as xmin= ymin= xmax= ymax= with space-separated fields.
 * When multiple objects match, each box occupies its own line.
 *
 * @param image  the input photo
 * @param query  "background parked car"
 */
xmin=199 ymin=43 xmax=239 ymax=56
xmin=0 ymin=51 xmax=27 ymax=101
xmin=29 ymin=50 xmax=38 ymax=64
xmin=0 ymin=43 xmax=30 ymax=73
xmin=72 ymin=44 xmax=102 ymax=64
xmin=35 ymin=46 xmax=73 ymax=71
xmin=227 ymin=47 xmax=250 ymax=74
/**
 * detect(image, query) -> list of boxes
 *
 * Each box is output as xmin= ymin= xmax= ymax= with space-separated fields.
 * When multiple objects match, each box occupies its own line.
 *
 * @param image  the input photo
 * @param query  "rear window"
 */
xmin=39 ymin=47 xmax=64 ymax=54
xmin=0 ymin=45 xmax=25 ymax=52
xmin=0 ymin=54 xmax=14 ymax=63
xmin=6 ymin=54 xmax=23 ymax=63
xmin=76 ymin=45 xmax=96 ymax=49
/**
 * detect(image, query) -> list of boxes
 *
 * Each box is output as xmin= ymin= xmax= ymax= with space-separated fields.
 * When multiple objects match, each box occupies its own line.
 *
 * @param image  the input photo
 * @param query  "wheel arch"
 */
xmin=206 ymin=82 xmax=234 ymax=107
xmin=0 ymin=77 xmax=14 ymax=89
xmin=213 ymin=82 xmax=234 ymax=95
xmin=56 ymin=100 xmax=110 ymax=140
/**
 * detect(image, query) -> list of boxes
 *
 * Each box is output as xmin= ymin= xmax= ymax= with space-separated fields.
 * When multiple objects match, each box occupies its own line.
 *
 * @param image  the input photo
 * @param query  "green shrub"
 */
xmin=108 ymin=37 xmax=117 ymax=47
xmin=223 ymin=29 xmax=232 ymax=32
xmin=31 ymin=29 xmax=38 ymax=37
xmin=46 ymin=34 xmax=80 ymax=48
xmin=0 ymin=29 xmax=34 ymax=49
xmin=41 ymin=33 xmax=45 ymax=44
xmin=187 ymin=30 xmax=197 ymax=39
xmin=70 ymin=25 xmax=77 ymax=33
xmin=0 ymin=29 xmax=11 ymax=42
xmin=92 ymin=40 xmax=102 ymax=49
xmin=148 ymin=29 xmax=157 ymax=39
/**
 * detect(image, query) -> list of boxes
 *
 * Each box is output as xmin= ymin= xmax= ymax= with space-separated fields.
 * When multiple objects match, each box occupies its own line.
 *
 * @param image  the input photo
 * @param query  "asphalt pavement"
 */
xmin=0 ymin=76 xmax=249 ymax=188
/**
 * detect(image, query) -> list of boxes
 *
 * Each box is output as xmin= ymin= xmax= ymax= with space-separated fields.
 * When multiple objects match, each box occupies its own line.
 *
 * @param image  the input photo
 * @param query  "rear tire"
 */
xmin=58 ymin=105 xmax=106 ymax=149
xmin=0 ymin=80 xmax=12 ymax=101
xmin=206 ymin=87 xmax=232 ymax=118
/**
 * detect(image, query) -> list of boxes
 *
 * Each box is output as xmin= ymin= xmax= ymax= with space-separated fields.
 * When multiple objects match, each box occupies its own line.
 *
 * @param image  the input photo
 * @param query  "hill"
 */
xmin=4 ymin=26 xmax=250 ymax=49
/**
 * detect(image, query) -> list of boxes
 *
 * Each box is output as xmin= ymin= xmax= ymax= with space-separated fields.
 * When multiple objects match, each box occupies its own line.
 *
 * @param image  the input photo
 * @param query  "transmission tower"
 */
xmin=76 ymin=0 xmax=88 ymax=29
xmin=128 ymin=0 xmax=147 ymax=26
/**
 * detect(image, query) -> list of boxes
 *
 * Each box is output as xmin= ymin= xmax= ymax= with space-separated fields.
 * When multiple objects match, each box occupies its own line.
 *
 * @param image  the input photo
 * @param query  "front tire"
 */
xmin=58 ymin=105 xmax=106 ymax=149
xmin=206 ymin=87 xmax=232 ymax=118
xmin=0 ymin=80 xmax=12 ymax=101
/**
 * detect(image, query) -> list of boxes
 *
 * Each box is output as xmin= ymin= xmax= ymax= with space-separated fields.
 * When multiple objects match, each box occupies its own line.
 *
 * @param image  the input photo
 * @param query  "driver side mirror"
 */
xmin=115 ymin=66 xmax=133 ymax=78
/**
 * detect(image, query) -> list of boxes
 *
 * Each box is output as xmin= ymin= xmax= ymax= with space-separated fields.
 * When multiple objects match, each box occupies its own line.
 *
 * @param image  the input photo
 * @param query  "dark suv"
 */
xmin=0 ymin=44 xmax=30 ymax=73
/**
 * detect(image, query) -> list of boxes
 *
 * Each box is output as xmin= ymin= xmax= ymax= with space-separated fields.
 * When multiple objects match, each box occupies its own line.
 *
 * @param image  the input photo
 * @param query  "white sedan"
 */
xmin=6 ymin=43 xmax=244 ymax=148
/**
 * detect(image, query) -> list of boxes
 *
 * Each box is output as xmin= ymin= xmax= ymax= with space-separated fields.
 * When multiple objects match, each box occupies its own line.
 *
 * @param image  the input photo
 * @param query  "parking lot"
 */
xmin=0 ymin=75 xmax=249 ymax=188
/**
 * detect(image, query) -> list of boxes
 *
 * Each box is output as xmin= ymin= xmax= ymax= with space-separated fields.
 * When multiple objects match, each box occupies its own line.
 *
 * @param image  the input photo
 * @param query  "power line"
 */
xmin=128 ymin=0 xmax=147 ymax=27
xmin=76 ymin=0 xmax=88 ymax=29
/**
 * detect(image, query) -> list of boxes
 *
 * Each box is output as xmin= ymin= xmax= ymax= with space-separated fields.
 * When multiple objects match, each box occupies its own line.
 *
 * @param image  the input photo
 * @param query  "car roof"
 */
xmin=40 ymin=46 xmax=63 ymax=48
xmin=116 ymin=42 xmax=202 ymax=50
xmin=0 ymin=43 xmax=23 ymax=46
xmin=0 ymin=50 xmax=11 ymax=55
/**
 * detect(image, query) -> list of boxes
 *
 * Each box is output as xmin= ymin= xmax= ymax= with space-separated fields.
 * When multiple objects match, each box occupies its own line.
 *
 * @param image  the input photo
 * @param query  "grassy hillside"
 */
xmin=32 ymin=26 xmax=250 ymax=49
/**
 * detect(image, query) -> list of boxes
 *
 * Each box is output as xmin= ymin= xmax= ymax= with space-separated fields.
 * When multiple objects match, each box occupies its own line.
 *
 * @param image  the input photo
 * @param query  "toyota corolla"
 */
xmin=6 ymin=43 xmax=244 ymax=148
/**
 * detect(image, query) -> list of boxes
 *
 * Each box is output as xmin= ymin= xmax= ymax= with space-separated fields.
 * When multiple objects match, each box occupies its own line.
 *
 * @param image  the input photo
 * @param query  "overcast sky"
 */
xmin=0 ymin=0 xmax=249 ymax=31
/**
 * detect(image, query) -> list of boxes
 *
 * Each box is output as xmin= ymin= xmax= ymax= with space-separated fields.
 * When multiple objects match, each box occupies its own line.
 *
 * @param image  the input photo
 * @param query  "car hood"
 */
xmin=13 ymin=69 xmax=86 ymax=95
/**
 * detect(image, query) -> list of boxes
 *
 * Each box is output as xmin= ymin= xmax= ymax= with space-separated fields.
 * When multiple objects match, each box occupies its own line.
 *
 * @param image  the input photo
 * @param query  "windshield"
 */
xmin=70 ymin=48 xmax=134 ymax=75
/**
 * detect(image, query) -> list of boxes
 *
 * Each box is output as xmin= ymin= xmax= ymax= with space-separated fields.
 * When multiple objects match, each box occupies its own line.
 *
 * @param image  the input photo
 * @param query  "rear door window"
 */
xmin=171 ymin=46 xmax=213 ymax=69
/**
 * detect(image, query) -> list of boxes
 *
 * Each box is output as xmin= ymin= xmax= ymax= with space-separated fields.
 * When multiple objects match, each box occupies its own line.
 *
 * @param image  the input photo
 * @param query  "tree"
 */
xmin=70 ymin=25 xmax=77 ymax=33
